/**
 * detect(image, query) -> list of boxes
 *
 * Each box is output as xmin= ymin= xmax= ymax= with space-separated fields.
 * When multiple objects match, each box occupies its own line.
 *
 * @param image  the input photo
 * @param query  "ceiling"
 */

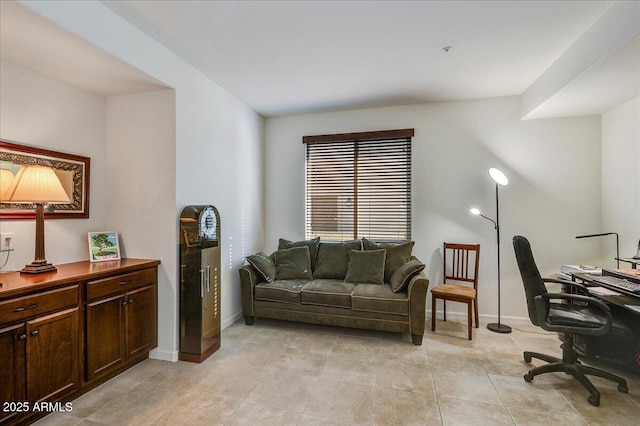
xmin=1 ymin=1 xmax=638 ymax=118
xmin=0 ymin=0 xmax=168 ymax=96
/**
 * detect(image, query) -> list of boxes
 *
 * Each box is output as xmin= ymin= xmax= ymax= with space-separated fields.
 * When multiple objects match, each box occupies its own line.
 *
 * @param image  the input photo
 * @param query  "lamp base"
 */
xmin=20 ymin=261 xmax=57 ymax=274
xmin=487 ymin=322 xmax=512 ymax=334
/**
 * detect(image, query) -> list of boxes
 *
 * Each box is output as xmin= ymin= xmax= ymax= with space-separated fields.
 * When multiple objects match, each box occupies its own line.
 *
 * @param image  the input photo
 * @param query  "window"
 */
xmin=304 ymin=129 xmax=413 ymax=242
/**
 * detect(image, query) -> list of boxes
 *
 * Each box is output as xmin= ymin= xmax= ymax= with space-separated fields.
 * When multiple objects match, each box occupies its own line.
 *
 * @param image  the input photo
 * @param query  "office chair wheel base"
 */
xmin=618 ymin=384 xmax=628 ymax=393
xmin=587 ymin=395 xmax=600 ymax=407
xmin=524 ymin=373 xmax=533 ymax=383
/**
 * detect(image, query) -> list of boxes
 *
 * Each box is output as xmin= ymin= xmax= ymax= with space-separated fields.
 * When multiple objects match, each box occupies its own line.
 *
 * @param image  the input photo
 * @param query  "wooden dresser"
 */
xmin=0 ymin=258 xmax=160 ymax=425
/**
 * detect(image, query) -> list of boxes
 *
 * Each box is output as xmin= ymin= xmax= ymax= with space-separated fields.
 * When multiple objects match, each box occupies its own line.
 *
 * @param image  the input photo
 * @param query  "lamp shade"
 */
xmin=489 ymin=168 xmax=508 ymax=186
xmin=0 ymin=168 xmax=15 ymax=200
xmin=4 ymin=165 xmax=70 ymax=203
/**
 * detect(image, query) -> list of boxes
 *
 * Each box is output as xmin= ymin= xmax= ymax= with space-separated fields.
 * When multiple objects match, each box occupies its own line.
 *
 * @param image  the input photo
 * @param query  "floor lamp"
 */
xmin=471 ymin=167 xmax=511 ymax=334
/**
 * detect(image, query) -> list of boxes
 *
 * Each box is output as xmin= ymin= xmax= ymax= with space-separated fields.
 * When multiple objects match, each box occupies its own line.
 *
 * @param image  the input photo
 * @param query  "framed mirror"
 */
xmin=0 ymin=140 xmax=90 ymax=219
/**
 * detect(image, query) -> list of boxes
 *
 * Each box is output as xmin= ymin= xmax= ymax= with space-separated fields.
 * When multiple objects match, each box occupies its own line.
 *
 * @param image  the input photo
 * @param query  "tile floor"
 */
xmin=35 ymin=318 xmax=640 ymax=425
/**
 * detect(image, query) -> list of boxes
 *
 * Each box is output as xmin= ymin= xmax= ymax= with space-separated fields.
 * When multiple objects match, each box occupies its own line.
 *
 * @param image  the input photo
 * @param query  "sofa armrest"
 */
xmin=407 ymin=271 xmax=430 ymax=340
xmin=239 ymin=264 xmax=261 ymax=317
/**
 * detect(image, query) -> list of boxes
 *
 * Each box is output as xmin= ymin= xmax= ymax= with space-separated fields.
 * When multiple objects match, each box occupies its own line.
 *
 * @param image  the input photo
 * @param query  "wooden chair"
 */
xmin=431 ymin=243 xmax=480 ymax=340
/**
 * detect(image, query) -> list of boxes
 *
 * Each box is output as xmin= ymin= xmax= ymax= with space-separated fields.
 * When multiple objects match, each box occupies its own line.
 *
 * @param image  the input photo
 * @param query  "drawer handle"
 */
xmin=119 ymin=280 xmax=131 ymax=286
xmin=13 ymin=303 xmax=38 ymax=312
xmin=30 ymin=330 xmax=39 ymax=337
xmin=122 ymin=300 xmax=128 ymax=306
xmin=19 ymin=334 xmax=27 ymax=341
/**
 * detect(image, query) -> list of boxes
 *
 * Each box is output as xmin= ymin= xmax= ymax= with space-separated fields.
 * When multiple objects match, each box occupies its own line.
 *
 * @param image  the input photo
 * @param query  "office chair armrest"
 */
xmin=542 ymin=278 xmax=590 ymax=296
xmin=539 ymin=293 xmax=611 ymax=313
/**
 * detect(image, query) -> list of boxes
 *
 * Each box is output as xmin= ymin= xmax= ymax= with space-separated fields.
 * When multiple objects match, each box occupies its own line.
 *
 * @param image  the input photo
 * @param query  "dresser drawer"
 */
xmin=0 ymin=285 xmax=79 ymax=325
xmin=87 ymin=268 xmax=156 ymax=301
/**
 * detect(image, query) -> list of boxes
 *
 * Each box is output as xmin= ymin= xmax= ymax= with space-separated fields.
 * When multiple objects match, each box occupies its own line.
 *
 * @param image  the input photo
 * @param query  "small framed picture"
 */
xmin=88 ymin=231 xmax=121 ymax=262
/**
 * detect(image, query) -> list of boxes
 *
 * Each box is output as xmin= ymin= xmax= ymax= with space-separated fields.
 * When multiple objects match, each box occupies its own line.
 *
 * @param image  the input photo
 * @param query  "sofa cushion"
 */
xmin=301 ymin=279 xmax=356 ymax=308
xmin=390 ymin=259 xmax=426 ymax=293
xmin=246 ymin=252 xmax=276 ymax=283
xmin=344 ymin=249 xmax=386 ymax=285
xmin=274 ymin=246 xmax=313 ymax=280
xmin=351 ymin=284 xmax=408 ymax=315
xmin=363 ymin=239 xmax=414 ymax=282
xmin=279 ymin=237 xmax=321 ymax=271
xmin=313 ymin=240 xmax=362 ymax=279
xmin=255 ymin=279 xmax=308 ymax=304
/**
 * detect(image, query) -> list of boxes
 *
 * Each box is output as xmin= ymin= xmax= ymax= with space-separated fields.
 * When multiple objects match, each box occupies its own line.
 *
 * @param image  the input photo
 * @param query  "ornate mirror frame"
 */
xmin=0 ymin=140 xmax=90 ymax=219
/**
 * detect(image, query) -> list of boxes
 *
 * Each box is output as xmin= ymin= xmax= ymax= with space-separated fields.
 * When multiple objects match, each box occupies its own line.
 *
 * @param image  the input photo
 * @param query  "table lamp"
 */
xmin=470 ymin=167 xmax=511 ymax=334
xmin=0 ymin=168 xmax=15 ymax=200
xmin=575 ymin=232 xmax=619 ymax=269
xmin=4 ymin=165 xmax=70 ymax=273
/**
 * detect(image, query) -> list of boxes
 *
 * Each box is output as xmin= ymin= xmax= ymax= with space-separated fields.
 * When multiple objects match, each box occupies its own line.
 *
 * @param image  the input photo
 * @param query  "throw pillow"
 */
xmin=246 ymin=252 xmax=276 ymax=283
xmin=278 ymin=237 xmax=321 ymax=271
xmin=363 ymin=238 xmax=414 ymax=282
xmin=390 ymin=259 xmax=426 ymax=292
xmin=313 ymin=240 xmax=362 ymax=279
xmin=344 ymin=249 xmax=386 ymax=285
xmin=274 ymin=246 xmax=313 ymax=280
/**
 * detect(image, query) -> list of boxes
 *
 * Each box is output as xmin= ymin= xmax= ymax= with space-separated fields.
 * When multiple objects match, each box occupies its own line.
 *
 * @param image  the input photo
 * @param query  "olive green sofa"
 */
xmin=239 ymin=238 xmax=430 ymax=345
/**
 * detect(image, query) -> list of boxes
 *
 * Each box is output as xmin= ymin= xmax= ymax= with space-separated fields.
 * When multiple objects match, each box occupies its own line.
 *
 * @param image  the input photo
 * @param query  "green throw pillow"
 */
xmin=344 ymin=249 xmax=386 ymax=285
xmin=313 ymin=240 xmax=362 ymax=279
xmin=279 ymin=237 xmax=320 ymax=271
xmin=363 ymin=238 xmax=414 ymax=282
xmin=246 ymin=252 xmax=276 ymax=283
xmin=274 ymin=246 xmax=313 ymax=280
xmin=390 ymin=259 xmax=426 ymax=292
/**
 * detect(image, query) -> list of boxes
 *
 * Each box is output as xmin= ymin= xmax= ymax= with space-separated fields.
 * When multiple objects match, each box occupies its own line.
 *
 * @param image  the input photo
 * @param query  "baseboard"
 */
xmin=149 ymin=348 xmax=178 ymax=362
xmin=148 ymin=312 xmax=241 ymax=363
xmin=222 ymin=311 xmax=244 ymax=329
xmin=428 ymin=309 xmax=530 ymax=325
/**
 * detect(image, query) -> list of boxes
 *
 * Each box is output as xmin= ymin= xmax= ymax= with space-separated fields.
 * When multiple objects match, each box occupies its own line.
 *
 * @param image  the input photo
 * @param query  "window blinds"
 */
xmin=304 ymin=129 xmax=413 ymax=242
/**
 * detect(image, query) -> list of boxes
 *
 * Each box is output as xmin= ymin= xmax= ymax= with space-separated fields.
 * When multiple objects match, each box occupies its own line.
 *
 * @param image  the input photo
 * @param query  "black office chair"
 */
xmin=512 ymin=235 xmax=628 ymax=406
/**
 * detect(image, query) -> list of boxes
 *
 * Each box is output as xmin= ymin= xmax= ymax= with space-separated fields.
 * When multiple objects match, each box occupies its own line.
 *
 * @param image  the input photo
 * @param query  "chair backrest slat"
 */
xmin=443 ymin=242 xmax=481 ymax=290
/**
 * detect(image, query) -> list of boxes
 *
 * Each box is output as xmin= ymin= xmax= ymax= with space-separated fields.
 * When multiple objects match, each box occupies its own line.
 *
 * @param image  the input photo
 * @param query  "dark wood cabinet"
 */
xmin=0 ymin=324 xmax=25 ymax=424
xmin=0 ymin=258 xmax=159 ymax=425
xmin=0 ymin=284 xmax=79 ymax=420
xmin=86 ymin=294 xmax=125 ymax=380
xmin=126 ymin=285 xmax=156 ymax=359
xmin=85 ymin=271 xmax=157 ymax=382
xmin=26 ymin=307 xmax=79 ymax=403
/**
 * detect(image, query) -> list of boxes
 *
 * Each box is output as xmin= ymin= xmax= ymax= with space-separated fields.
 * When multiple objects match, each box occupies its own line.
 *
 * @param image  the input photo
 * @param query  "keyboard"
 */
xmin=593 ymin=276 xmax=640 ymax=296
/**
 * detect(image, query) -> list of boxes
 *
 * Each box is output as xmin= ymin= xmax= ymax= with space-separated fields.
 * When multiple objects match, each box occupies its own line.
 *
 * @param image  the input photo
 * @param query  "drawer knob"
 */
xmin=30 ymin=330 xmax=39 ymax=337
xmin=122 ymin=300 xmax=128 ymax=306
xmin=19 ymin=334 xmax=27 ymax=341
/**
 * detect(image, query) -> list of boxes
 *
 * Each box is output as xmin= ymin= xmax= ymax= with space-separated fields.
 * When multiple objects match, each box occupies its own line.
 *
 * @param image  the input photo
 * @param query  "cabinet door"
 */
xmin=0 ymin=323 xmax=26 ymax=423
xmin=126 ymin=285 xmax=156 ymax=359
xmin=86 ymin=294 xmax=125 ymax=381
xmin=26 ymin=307 xmax=79 ymax=403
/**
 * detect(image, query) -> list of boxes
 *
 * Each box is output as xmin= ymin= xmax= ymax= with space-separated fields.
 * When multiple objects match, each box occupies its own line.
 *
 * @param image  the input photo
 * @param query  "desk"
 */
xmin=573 ymin=269 xmax=640 ymax=313
xmin=571 ymin=270 xmax=640 ymax=373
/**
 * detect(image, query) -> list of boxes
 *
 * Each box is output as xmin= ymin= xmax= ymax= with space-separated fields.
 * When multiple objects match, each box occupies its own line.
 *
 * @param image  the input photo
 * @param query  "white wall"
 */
xmin=0 ymin=59 xmax=108 ymax=269
xmin=265 ymin=96 xmax=603 ymax=322
xmin=601 ymin=96 xmax=640 ymax=262
xmin=106 ymin=90 xmax=176 ymax=358
xmin=8 ymin=1 xmax=265 ymax=361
